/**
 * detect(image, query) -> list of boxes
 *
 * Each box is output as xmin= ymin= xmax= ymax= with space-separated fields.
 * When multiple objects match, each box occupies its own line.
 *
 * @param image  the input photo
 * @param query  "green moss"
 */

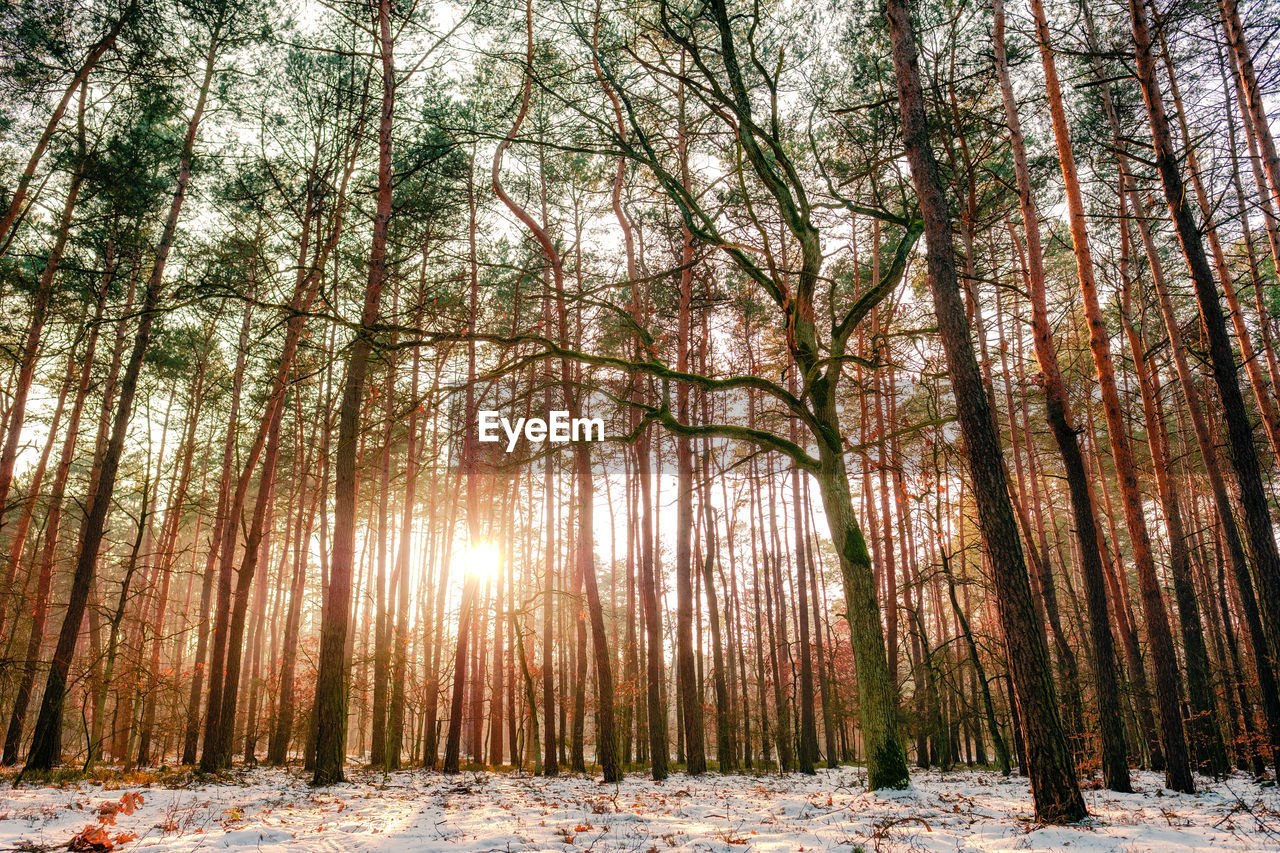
xmin=867 ymin=738 xmax=910 ymax=791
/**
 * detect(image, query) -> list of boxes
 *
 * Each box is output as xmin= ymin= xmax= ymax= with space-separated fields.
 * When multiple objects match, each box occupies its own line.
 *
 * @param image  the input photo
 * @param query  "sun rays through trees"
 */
xmin=1 ymin=0 xmax=1280 ymax=831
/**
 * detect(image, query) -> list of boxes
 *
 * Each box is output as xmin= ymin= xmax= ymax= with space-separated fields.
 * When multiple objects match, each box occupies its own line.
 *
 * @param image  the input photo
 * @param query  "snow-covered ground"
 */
xmin=0 ymin=766 xmax=1276 ymax=852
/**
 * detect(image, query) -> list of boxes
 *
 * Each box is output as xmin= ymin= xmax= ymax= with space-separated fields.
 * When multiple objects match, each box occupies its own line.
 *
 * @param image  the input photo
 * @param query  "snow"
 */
xmin=1 ymin=766 xmax=1276 ymax=852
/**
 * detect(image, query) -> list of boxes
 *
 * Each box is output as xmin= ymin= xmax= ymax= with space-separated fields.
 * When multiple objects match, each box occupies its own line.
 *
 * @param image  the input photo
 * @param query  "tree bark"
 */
xmin=1030 ymin=0 xmax=1193 ymax=794
xmin=0 ymin=87 xmax=88 ymax=535
xmin=311 ymin=0 xmax=394 ymax=785
xmin=992 ymin=0 xmax=1128 ymax=791
xmin=884 ymin=0 xmax=1085 ymax=821
xmin=21 ymin=24 xmax=216 ymax=773
xmin=1130 ymin=0 xmax=1280 ymax=773
xmin=1 ymin=289 xmax=102 ymax=766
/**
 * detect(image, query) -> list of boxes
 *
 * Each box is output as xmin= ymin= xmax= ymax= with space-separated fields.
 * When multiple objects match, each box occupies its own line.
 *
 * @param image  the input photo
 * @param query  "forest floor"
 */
xmin=0 ymin=765 xmax=1276 ymax=852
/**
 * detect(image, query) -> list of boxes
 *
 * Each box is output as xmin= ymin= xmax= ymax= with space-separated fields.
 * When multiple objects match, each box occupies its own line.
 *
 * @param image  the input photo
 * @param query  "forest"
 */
xmin=1 ymin=0 xmax=1280 ymax=847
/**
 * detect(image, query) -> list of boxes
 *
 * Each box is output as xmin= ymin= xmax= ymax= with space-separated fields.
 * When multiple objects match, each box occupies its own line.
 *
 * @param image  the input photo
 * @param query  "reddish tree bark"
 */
xmin=885 ymin=0 xmax=1085 ymax=821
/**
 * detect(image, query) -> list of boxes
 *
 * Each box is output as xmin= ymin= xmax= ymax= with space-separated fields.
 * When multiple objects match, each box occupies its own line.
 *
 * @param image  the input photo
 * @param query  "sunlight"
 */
xmin=7 ymin=0 xmax=1266 ymax=829
xmin=462 ymin=541 xmax=500 ymax=584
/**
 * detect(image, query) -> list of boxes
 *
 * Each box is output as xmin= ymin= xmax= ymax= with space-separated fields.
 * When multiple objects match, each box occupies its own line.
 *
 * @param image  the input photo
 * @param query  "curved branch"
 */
xmin=416 ymin=329 xmax=819 ymax=432
xmin=492 ymin=0 xmax=564 ymax=295
xmin=833 ymin=220 xmax=922 ymax=351
xmin=638 ymin=403 xmax=820 ymax=472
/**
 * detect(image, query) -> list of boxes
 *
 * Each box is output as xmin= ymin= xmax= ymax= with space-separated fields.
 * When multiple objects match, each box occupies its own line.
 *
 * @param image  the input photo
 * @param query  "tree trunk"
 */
xmin=792 ymin=462 xmax=818 ymax=774
xmin=268 ymin=440 xmax=318 ymax=765
xmin=1 ymin=296 xmax=99 ymax=766
xmin=1117 ymin=208 xmax=1227 ymax=776
xmin=0 ymin=87 xmax=88 ymax=533
xmin=387 ymin=342 xmax=420 ymax=770
xmin=1130 ymin=0 xmax=1280 ymax=773
xmin=22 ymin=28 xmax=216 ymax=773
xmin=701 ymin=445 xmax=733 ymax=772
xmin=311 ymin=0 xmax=393 ymax=785
xmin=138 ymin=345 xmax=209 ymax=765
xmin=1030 ymin=0 xmax=1193 ymax=794
xmin=992 ymin=0 xmax=1129 ymax=791
xmin=884 ymin=0 xmax=1085 ymax=821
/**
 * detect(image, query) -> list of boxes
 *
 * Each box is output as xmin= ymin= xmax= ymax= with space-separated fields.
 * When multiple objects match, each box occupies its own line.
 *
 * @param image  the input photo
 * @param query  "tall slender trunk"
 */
xmin=445 ymin=155 xmax=485 ymax=777
xmin=941 ymin=550 xmax=1009 ymax=773
xmin=202 ymin=141 xmax=355 ymax=770
xmin=804 ymin=484 xmax=836 ymax=768
xmin=268 ymin=421 xmax=319 ymax=765
xmin=387 ymin=342 xmax=420 ymax=770
xmin=673 ymin=146 xmax=704 ymax=779
xmin=0 ymin=236 xmax=110 ymax=638
xmin=992 ymin=0 xmax=1128 ymax=791
xmin=0 ymin=87 xmax=88 ymax=532
xmin=1117 ymin=207 xmax=1227 ymax=776
xmin=885 ymin=0 xmax=1085 ymax=821
xmin=1076 ymin=3 xmax=1259 ymax=772
xmin=206 ymin=376 xmax=286 ymax=769
xmin=311 ymin=0 xmax=393 ymax=784
xmin=22 ymin=28 xmax=217 ymax=773
xmin=182 ymin=300 xmax=250 ymax=764
xmin=369 ymin=341 xmax=396 ymax=768
xmin=138 ymin=346 xmax=209 ymax=765
xmin=791 ymin=430 xmax=817 ymax=774
xmin=747 ymin=448 xmax=771 ymax=768
xmin=1130 ymin=0 xmax=1280 ymax=773
xmin=701 ymin=444 xmax=732 ymax=772
xmin=1 ymin=292 xmax=102 ymax=766
xmin=638 ymin=420 xmax=667 ymax=779
xmin=1030 ymin=0 xmax=1192 ymax=794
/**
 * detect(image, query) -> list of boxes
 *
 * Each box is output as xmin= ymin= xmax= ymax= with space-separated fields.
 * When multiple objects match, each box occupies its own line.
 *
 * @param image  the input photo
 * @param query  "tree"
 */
xmin=884 ymin=0 xmax=1086 ymax=822
xmin=311 ymin=0 xmax=396 ymax=786
xmin=21 ymin=0 xmax=246 ymax=773
xmin=991 ymin=0 xmax=1129 ymax=792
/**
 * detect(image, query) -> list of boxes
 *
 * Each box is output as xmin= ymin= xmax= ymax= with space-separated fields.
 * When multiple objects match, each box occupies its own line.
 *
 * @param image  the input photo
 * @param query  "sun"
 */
xmin=463 ymin=541 xmax=500 ymax=583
